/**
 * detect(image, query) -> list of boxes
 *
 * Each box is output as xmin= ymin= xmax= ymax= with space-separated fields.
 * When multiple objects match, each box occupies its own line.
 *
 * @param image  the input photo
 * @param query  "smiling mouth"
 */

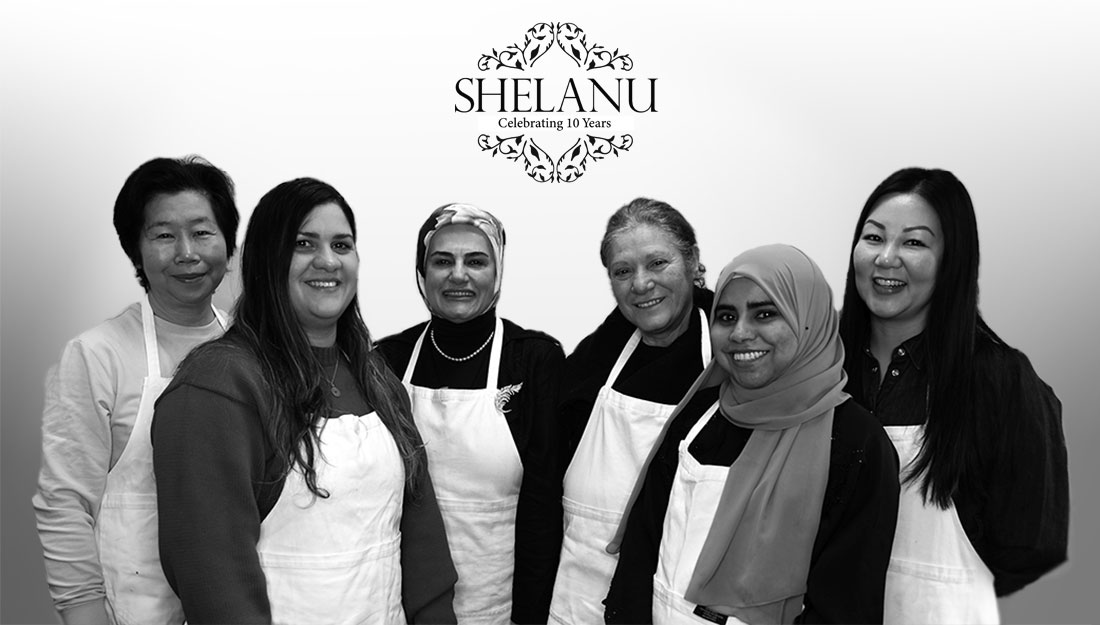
xmin=443 ymin=289 xmax=476 ymax=298
xmin=635 ymin=297 xmax=664 ymax=309
xmin=732 ymin=350 xmax=768 ymax=362
xmin=173 ymin=273 xmax=206 ymax=283
xmin=873 ymin=277 xmax=906 ymax=289
xmin=305 ymin=279 xmax=340 ymax=289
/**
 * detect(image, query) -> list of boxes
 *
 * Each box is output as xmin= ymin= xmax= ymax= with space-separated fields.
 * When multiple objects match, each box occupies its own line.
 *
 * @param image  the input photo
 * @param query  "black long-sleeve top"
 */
xmin=153 ymin=340 xmax=457 ymax=624
xmin=559 ymin=287 xmax=714 ymax=467
xmin=847 ymin=330 xmax=1069 ymax=596
xmin=604 ymin=389 xmax=900 ymax=624
xmin=376 ymin=310 xmax=565 ymax=625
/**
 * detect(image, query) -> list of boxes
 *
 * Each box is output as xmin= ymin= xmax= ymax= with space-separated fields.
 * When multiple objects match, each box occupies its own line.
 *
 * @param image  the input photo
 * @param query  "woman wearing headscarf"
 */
xmin=551 ymin=198 xmax=712 ymax=625
xmin=377 ymin=204 xmax=564 ymax=624
xmin=605 ymin=244 xmax=900 ymax=624
xmin=34 ymin=156 xmax=238 ymax=625
xmin=153 ymin=178 xmax=456 ymax=624
xmin=839 ymin=168 xmax=1068 ymax=623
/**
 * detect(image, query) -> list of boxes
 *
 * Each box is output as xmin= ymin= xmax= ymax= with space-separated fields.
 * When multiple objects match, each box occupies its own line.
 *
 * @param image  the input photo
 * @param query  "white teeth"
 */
xmin=307 ymin=280 xmax=337 ymax=288
xmin=733 ymin=351 xmax=767 ymax=361
xmin=636 ymin=298 xmax=662 ymax=309
xmin=445 ymin=291 xmax=474 ymax=297
xmin=874 ymin=278 xmax=904 ymax=287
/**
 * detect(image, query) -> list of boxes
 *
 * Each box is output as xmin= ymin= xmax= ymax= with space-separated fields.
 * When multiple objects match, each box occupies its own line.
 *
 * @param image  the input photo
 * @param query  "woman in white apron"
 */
xmin=838 ymin=168 xmax=1069 ymax=624
xmin=605 ymin=244 xmax=901 ymax=624
xmin=153 ymin=178 xmax=457 ymax=624
xmin=376 ymin=204 xmax=565 ymax=625
xmin=552 ymin=198 xmax=712 ymax=625
xmin=33 ymin=156 xmax=238 ymax=625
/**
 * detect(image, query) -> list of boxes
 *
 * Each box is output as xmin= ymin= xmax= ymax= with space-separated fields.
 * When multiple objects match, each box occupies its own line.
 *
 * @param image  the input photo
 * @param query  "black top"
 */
xmin=376 ymin=311 xmax=565 ymax=625
xmin=604 ymin=390 xmax=900 ymax=624
xmin=847 ymin=330 xmax=1069 ymax=596
xmin=559 ymin=287 xmax=714 ymax=467
xmin=153 ymin=340 xmax=457 ymax=624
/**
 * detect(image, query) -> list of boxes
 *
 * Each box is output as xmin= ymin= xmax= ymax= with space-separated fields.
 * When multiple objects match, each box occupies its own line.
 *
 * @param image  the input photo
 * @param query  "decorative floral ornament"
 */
xmin=495 ymin=382 xmax=524 ymax=414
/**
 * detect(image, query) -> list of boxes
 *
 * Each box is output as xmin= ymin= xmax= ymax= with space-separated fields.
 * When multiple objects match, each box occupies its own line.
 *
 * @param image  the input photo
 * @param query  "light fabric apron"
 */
xmin=95 ymin=296 xmax=226 ymax=625
xmin=257 ymin=411 xmax=406 ymax=625
xmin=884 ymin=425 xmax=999 ymax=625
xmin=551 ymin=309 xmax=710 ymax=624
xmin=653 ymin=402 xmax=749 ymax=625
xmin=402 ymin=318 xmax=521 ymax=624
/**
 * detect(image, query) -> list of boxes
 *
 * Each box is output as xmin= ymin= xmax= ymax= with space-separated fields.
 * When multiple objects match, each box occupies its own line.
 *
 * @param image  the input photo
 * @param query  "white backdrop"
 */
xmin=3 ymin=1 xmax=1097 ymax=622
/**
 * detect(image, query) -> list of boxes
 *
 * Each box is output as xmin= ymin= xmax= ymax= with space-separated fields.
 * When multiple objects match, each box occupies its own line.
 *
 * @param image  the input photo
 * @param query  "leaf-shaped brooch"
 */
xmin=495 ymin=382 xmax=524 ymax=414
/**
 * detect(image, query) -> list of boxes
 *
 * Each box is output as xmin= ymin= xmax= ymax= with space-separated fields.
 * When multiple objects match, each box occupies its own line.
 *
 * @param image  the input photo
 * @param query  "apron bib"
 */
xmin=95 ymin=295 xmax=226 ymax=625
xmin=402 ymin=318 xmax=522 ymax=624
xmin=883 ymin=425 xmax=999 ymax=625
xmin=551 ymin=310 xmax=710 ymax=625
xmin=257 ymin=411 xmax=406 ymax=625
xmin=653 ymin=403 xmax=749 ymax=625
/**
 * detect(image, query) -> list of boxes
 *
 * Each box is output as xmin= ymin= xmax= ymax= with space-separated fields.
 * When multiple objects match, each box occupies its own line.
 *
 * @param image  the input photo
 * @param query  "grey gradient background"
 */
xmin=2 ymin=1 xmax=1097 ymax=623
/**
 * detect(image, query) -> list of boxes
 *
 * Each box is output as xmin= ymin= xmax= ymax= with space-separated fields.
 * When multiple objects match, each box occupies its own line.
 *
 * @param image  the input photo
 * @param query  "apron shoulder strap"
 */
xmin=403 ymin=325 xmax=430 ymax=385
xmin=140 ymin=295 xmax=162 ymax=378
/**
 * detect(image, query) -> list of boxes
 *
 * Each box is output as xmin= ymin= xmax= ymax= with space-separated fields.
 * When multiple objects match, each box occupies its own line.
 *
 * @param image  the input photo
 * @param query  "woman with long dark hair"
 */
xmin=34 ymin=156 xmax=238 ymax=625
xmin=153 ymin=178 xmax=456 ymax=624
xmin=839 ymin=167 xmax=1069 ymax=623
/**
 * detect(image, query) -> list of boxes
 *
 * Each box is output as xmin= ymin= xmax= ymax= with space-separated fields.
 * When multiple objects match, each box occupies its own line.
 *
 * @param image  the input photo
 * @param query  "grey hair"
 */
xmin=599 ymin=197 xmax=706 ymax=287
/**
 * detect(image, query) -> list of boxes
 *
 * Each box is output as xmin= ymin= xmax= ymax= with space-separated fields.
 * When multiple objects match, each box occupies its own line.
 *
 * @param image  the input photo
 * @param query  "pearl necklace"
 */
xmin=431 ymin=328 xmax=495 ymax=362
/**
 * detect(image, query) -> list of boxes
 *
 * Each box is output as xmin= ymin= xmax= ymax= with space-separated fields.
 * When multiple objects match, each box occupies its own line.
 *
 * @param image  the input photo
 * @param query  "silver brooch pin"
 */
xmin=495 ymin=382 xmax=524 ymax=413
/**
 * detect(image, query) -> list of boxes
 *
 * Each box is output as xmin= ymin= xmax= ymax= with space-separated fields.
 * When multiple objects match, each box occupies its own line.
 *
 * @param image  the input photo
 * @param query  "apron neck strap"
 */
xmin=697 ymin=308 xmax=711 ymax=366
xmin=140 ymin=295 xmax=162 ymax=378
xmin=485 ymin=316 xmax=504 ymax=390
xmin=608 ymin=307 xmax=711 ymax=387
xmin=404 ymin=316 xmax=505 ymax=390
xmin=141 ymin=296 xmax=226 ymax=378
xmin=685 ymin=401 xmax=721 ymax=446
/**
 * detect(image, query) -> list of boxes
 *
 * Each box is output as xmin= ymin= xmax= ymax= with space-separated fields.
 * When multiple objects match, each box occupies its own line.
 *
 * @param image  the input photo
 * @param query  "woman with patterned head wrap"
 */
xmin=377 ymin=203 xmax=565 ymax=624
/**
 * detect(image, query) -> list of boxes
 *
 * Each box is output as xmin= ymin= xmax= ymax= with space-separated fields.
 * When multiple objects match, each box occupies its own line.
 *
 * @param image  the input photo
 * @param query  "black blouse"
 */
xmin=604 ymin=389 xmax=900 ymax=624
xmin=847 ymin=330 xmax=1069 ymax=596
xmin=376 ymin=311 xmax=565 ymax=625
xmin=559 ymin=287 xmax=714 ymax=467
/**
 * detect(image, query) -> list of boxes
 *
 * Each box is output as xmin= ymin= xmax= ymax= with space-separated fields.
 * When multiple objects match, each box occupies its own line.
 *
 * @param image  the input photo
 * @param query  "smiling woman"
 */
xmin=605 ymin=244 xmax=900 ymax=625
xmin=287 ymin=203 xmax=360 ymax=346
xmin=376 ymin=203 xmax=566 ymax=625
xmin=152 ymin=178 xmax=457 ymax=624
xmin=839 ymin=168 xmax=1069 ymax=623
xmin=32 ymin=156 xmax=239 ymax=625
xmin=551 ymin=198 xmax=712 ymax=625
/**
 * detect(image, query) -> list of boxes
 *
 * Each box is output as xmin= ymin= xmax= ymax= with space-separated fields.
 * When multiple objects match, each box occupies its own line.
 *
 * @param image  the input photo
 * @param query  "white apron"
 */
xmin=257 ymin=411 xmax=406 ymax=625
xmin=95 ymin=296 xmax=226 ymax=625
xmin=402 ymin=318 xmax=522 ymax=624
xmin=551 ymin=309 xmax=710 ymax=625
xmin=884 ymin=425 xmax=999 ymax=625
xmin=653 ymin=402 xmax=748 ymax=625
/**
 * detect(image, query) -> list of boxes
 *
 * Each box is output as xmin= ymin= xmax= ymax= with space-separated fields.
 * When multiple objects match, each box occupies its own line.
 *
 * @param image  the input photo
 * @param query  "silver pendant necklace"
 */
xmin=327 ymin=357 xmax=341 ymax=398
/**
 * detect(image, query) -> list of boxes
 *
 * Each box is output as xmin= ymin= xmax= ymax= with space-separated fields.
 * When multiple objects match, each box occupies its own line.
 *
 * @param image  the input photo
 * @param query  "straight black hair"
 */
xmin=839 ymin=167 xmax=1004 ymax=508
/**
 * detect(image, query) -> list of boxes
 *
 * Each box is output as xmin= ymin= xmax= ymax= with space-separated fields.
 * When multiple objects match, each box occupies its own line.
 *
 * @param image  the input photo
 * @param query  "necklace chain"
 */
xmin=431 ymin=328 xmax=495 ymax=362
xmin=327 ymin=356 xmax=341 ymax=398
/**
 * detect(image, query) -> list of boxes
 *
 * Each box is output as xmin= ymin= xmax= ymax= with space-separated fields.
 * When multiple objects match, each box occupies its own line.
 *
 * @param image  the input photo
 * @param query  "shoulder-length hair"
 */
xmin=231 ymin=177 xmax=424 ymax=497
xmin=839 ymin=167 xmax=1003 ymax=508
